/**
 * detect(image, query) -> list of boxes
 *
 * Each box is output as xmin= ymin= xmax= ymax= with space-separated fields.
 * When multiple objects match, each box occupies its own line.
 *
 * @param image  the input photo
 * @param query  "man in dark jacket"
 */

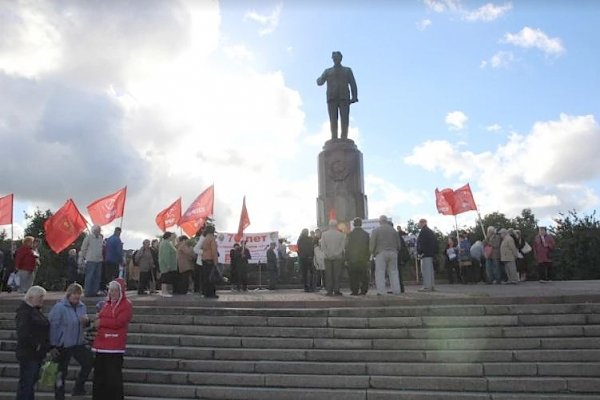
xmin=417 ymin=218 xmax=437 ymax=292
xmin=297 ymin=229 xmax=315 ymax=292
xmin=266 ymin=242 xmax=278 ymax=290
xmin=345 ymin=218 xmax=370 ymax=295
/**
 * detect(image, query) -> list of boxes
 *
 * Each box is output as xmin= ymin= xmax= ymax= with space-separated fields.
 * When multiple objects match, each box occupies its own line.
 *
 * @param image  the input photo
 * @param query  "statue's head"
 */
xmin=331 ymin=51 xmax=343 ymax=65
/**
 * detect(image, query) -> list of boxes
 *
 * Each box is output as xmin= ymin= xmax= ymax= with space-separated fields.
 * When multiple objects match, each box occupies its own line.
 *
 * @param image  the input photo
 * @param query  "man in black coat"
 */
xmin=297 ymin=229 xmax=315 ymax=292
xmin=417 ymin=218 xmax=437 ymax=291
xmin=345 ymin=218 xmax=370 ymax=295
xmin=266 ymin=242 xmax=278 ymax=290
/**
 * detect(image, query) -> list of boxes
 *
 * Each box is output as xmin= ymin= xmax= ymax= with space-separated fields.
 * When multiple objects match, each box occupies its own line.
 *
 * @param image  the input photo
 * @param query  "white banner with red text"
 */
xmin=215 ymin=231 xmax=279 ymax=264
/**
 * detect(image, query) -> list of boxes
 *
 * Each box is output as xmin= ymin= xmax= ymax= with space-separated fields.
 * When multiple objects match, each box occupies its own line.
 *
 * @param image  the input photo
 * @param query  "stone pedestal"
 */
xmin=316 ymin=139 xmax=368 ymax=228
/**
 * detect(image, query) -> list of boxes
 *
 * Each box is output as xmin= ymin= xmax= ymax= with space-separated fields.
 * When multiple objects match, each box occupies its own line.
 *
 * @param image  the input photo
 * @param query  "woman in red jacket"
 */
xmin=92 ymin=278 xmax=132 ymax=400
xmin=15 ymin=236 xmax=38 ymax=294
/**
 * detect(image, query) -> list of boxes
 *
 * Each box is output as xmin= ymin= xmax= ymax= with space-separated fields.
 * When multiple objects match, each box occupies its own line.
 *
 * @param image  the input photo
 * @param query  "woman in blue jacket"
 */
xmin=48 ymin=283 xmax=94 ymax=399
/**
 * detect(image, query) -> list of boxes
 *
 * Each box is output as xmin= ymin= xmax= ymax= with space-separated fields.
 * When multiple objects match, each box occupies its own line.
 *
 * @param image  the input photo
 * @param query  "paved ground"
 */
xmin=2 ymin=280 xmax=599 ymax=308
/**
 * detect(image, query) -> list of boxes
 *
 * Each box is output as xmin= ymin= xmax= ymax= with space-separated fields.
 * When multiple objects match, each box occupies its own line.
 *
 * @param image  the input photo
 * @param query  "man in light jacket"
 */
xmin=370 ymin=216 xmax=402 ymax=295
xmin=320 ymin=220 xmax=345 ymax=296
xmin=81 ymin=225 xmax=104 ymax=297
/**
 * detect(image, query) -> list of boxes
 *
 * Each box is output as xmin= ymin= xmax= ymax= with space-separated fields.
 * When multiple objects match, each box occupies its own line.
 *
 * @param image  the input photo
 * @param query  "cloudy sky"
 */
xmin=1 ymin=0 xmax=599 ymax=248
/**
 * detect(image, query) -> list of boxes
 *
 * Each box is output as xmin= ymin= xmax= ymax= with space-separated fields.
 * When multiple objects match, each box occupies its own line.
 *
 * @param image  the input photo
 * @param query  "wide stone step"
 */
xmin=3 ymin=333 xmax=599 ymax=351
xmin=2 ymin=378 xmax=600 ymax=400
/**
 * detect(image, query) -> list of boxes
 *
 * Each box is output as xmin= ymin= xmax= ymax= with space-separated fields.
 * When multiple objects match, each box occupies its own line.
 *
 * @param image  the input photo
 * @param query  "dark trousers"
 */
xmin=17 ymin=360 xmax=41 ymax=400
xmin=55 ymin=345 xmax=94 ymax=399
xmin=446 ymin=260 xmax=462 ymax=283
xmin=229 ymin=264 xmax=238 ymax=288
xmin=324 ymin=258 xmax=343 ymax=294
xmin=315 ymin=270 xmax=325 ymax=288
xmin=268 ymin=268 xmax=278 ymax=290
xmin=236 ymin=263 xmax=248 ymax=291
xmin=299 ymin=257 xmax=315 ymax=291
xmin=201 ymin=261 xmax=217 ymax=297
xmin=138 ymin=271 xmax=150 ymax=294
xmin=348 ymin=261 xmax=369 ymax=294
xmin=174 ymin=271 xmax=191 ymax=294
xmin=93 ymin=353 xmax=123 ymax=400
xmin=193 ymin=265 xmax=203 ymax=293
xmin=396 ymin=263 xmax=406 ymax=293
xmin=103 ymin=261 xmax=119 ymax=286
xmin=538 ymin=262 xmax=553 ymax=280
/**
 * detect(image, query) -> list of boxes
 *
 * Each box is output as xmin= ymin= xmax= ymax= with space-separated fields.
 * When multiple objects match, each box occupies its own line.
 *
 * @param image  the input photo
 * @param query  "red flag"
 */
xmin=453 ymin=184 xmax=477 ymax=214
xmin=155 ymin=198 xmax=182 ymax=232
xmin=435 ymin=184 xmax=478 ymax=216
xmin=435 ymin=188 xmax=455 ymax=216
xmin=87 ymin=186 xmax=127 ymax=226
xmin=44 ymin=199 xmax=88 ymax=253
xmin=179 ymin=185 xmax=214 ymax=237
xmin=328 ymin=208 xmax=337 ymax=221
xmin=0 ymin=194 xmax=13 ymax=225
xmin=234 ymin=196 xmax=250 ymax=242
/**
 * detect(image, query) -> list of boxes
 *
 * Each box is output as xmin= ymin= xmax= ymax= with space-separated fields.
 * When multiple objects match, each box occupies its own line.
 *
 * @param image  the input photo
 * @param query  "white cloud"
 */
xmin=423 ymin=0 xmax=460 ymax=13
xmin=404 ymin=114 xmax=600 ymax=218
xmin=416 ymin=18 xmax=432 ymax=31
xmin=445 ymin=111 xmax=468 ymax=131
xmin=244 ymin=3 xmax=282 ymax=36
xmin=486 ymin=123 xmax=502 ymax=132
xmin=0 ymin=2 xmax=62 ymax=78
xmin=481 ymin=50 xmax=515 ymax=69
xmin=424 ymin=1 xmax=510 ymax=23
xmin=223 ymin=44 xmax=254 ymax=60
xmin=464 ymin=2 xmax=512 ymax=22
xmin=503 ymin=27 xmax=565 ymax=56
xmin=0 ymin=1 xmax=324 ymax=249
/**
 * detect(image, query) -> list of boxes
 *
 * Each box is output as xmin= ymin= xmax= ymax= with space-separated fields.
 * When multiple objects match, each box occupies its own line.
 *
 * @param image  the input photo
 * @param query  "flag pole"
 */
xmin=476 ymin=211 xmax=486 ymax=238
xmin=454 ymin=215 xmax=460 ymax=245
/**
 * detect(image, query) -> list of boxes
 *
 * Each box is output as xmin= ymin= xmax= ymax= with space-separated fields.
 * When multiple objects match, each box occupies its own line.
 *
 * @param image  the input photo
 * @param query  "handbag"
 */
xmin=521 ymin=242 xmax=532 ymax=254
xmin=7 ymin=272 xmax=20 ymax=289
xmin=38 ymin=360 xmax=59 ymax=388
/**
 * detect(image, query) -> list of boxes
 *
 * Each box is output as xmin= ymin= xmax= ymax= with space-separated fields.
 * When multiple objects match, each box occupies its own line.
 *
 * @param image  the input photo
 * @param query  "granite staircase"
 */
xmin=0 ymin=298 xmax=599 ymax=399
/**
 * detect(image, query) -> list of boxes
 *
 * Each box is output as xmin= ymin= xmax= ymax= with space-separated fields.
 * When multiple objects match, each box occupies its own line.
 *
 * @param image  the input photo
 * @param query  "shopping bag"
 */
xmin=521 ymin=242 xmax=532 ymax=254
xmin=38 ymin=360 xmax=59 ymax=388
xmin=7 ymin=272 xmax=20 ymax=290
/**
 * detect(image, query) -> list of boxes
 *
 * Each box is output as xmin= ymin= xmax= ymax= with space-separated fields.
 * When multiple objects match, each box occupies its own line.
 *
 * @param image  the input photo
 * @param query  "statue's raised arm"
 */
xmin=317 ymin=51 xmax=358 ymax=140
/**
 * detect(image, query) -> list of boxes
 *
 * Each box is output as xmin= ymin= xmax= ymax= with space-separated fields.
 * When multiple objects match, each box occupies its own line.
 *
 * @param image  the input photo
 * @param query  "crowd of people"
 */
xmin=296 ymin=215 xmax=431 ymax=295
xmin=442 ymin=225 xmax=557 ymax=286
xmin=15 ymin=279 xmax=132 ymax=400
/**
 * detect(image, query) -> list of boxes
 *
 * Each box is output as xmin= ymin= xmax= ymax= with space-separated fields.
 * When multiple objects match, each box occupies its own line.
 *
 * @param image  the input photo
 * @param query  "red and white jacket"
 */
xmin=92 ymin=278 xmax=133 ymax=353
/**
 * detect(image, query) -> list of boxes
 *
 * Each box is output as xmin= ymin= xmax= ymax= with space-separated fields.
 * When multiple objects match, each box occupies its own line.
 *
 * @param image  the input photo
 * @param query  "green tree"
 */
xmin=552 ymin=210 xmax=600 ymax=280
xmin=24 ymin=208 xmax=86 ymax=290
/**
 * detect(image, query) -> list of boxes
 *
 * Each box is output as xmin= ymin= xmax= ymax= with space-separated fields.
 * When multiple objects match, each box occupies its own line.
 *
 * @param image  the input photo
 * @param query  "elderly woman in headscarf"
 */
xmin=91 ymin=278 xmax=133 ymax=400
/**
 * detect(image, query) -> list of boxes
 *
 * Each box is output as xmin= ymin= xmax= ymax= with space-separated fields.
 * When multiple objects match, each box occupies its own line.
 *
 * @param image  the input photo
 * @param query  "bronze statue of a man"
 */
xmin=317 ymin=51 xmax=358 ymax=140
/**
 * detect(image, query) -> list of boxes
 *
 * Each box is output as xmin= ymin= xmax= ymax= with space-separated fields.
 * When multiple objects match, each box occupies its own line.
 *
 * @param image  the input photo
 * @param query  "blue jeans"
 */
xmin=84 ymin=261 xmax=103 ymax=297
xmin=485 ymin=258 xmax=501 ymax=283
xmin=16 ymin=360 xmax=41 ymax=400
